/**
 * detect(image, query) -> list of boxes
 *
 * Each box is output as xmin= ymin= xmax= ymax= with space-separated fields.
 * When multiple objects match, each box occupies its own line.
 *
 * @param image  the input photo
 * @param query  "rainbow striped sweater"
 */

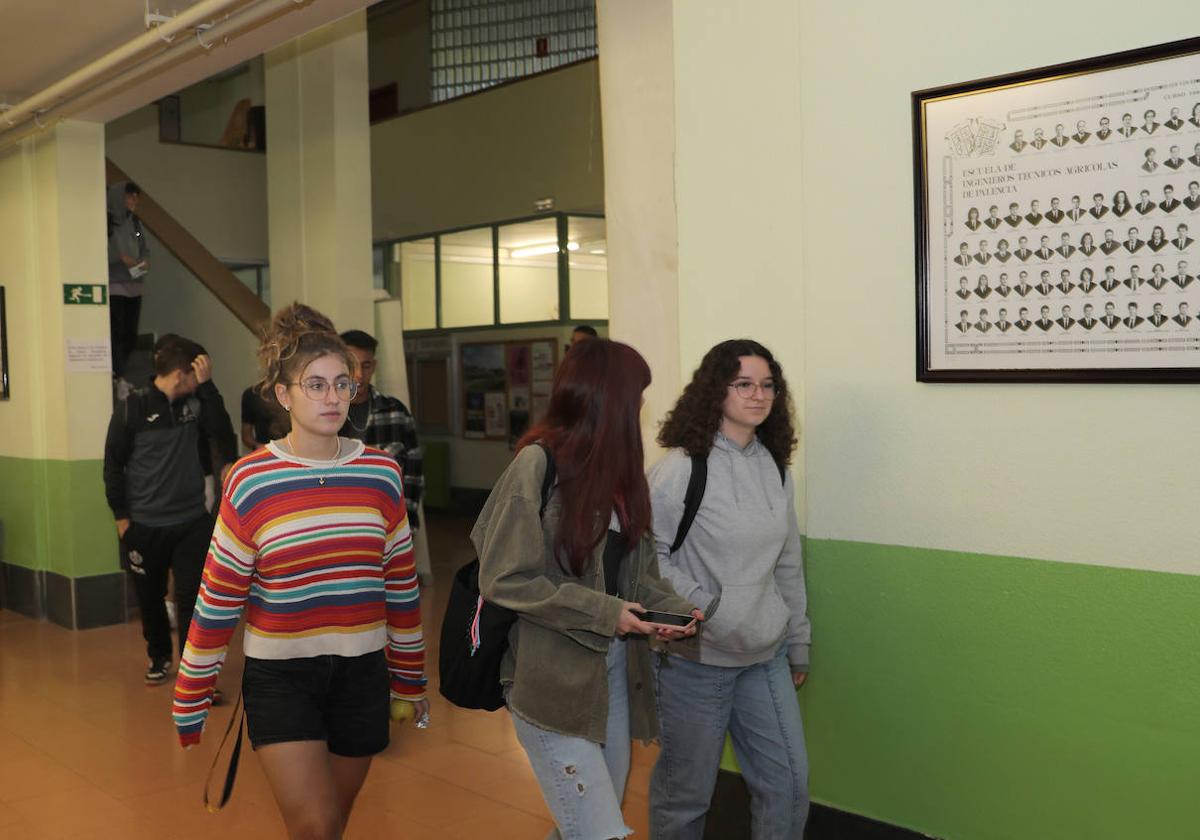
xmin=172 ymin=440 xmax=425 ymax=746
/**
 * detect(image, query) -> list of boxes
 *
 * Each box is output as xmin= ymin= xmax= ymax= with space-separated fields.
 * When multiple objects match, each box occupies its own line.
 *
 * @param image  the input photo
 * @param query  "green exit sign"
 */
xmin=63 ymin=284 xmax=108 ymax=305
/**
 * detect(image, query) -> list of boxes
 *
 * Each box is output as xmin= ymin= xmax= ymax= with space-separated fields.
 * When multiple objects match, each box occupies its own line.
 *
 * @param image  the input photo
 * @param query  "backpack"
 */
xmin=438 ymin=443 xmax=556 ymax=711
xmin=669 ymin=452 xmax=787 ymax=553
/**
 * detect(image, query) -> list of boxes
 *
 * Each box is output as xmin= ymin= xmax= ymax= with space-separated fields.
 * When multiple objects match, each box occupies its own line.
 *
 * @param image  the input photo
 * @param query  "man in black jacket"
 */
xmin=103 ymin=334 xmax=237 ymax=685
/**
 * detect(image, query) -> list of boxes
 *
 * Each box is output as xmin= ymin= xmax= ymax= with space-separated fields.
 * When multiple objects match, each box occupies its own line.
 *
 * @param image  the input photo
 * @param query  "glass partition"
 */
xmin=379 ymin=213 xmax=606 ymax=332
xmin=396 ymin=239 xmax=437 ymax=330
xmin=440 ymin=227 xmax=495 ymax=328
xmin=499 ymin=218 xmax=560 ymax=324
xmin=566 ymin=215 xmax=607 ymax=321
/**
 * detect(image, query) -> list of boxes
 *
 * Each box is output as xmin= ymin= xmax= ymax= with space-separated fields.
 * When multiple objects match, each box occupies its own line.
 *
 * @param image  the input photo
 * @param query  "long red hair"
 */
xmin=518 ymin=339 xmax=652 ymax=577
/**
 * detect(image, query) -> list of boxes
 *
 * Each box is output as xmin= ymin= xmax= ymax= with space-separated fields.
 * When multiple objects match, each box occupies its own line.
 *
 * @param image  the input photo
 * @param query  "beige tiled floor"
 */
xmin=0 ymin=515 xmax=660 ymax=839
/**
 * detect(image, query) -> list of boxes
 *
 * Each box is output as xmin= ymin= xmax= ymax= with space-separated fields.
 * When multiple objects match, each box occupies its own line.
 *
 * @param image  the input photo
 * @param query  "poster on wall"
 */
xmin=508 ymin=386 xmax=531 ymax=447
xmin=914 ymin=36 xmax=1200 ymax=382
xmin=530 ymin=340 xmax=556 ymax=423
xmin=461 ymin=338 xmax=558 ymax=441
xmin=531 ymin=341 xmax=555 ymax=383
xmin=485 ymin=392 xmax=507 ymax=438
xmin=507 ymin=345 xmax=532 ymax=445
xmin=65 ymin=338 xmax=112 ymax=373
xmin=461 ymin=343 xmax=506 ymax=439
xmin=0 ymin=287 xmax=9 ymax=400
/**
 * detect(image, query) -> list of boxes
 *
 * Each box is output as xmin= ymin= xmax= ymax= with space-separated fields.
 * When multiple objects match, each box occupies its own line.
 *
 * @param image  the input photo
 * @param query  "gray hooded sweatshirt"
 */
xmin=107 ymin=182 xmax=149 ymax=298
xmin=648 ymin=433 xmax=811 ymax=670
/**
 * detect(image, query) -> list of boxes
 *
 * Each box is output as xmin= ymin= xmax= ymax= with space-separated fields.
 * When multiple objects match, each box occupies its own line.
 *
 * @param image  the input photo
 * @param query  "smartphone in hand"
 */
xmin=641 ymin=610 xmax=698 ymax=627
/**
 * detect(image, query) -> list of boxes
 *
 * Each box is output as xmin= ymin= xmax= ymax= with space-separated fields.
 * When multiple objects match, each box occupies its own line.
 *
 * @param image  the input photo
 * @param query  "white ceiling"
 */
xmin=0 ymin=0 xmax=374 ymax=123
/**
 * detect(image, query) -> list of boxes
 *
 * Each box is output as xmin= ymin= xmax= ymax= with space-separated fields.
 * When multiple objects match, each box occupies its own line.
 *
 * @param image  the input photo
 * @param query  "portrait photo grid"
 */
xmin=922 ymin=49 xmax=1200 ymax=372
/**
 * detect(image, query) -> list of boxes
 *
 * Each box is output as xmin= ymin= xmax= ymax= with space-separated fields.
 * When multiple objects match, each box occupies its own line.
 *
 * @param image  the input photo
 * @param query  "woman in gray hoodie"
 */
xmin=648 ymin=339 xmax=810 ymax=840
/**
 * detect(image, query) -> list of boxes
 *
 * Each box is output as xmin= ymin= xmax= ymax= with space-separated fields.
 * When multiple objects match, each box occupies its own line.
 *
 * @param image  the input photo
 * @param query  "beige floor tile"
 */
xmin=0 ymin=750 xmax=91 ymax=803
xmin=0 ymin=800 xmax=26 ymax=828
xmin=5 ymin=782 xmax=160 ymax=839
xmin=0 ymin=513 xmax=679 ymax=839
xmin=443 ymin=805 xmax=556 ymax=840
xmin=0 ymin=819 xmax=59 ymax=839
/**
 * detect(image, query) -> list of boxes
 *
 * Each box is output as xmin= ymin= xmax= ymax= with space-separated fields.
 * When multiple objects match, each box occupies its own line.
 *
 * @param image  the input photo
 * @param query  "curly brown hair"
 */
xmin=257 ymin=302 xmax=358 ymax=400
xmin=658 ymin=339 xmax=797 ymax=465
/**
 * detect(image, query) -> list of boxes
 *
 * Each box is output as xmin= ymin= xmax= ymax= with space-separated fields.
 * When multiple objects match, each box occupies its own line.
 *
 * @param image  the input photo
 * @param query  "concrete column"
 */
xmin=594 ymin=0 xmax=682 ymax=459
xmin=595 ymin=0 xmax=806 ymax=515
xmin=0 ymin=120 xmax=124 ymax=627
xmin=265 ymin=11 xmax=375 ymax=333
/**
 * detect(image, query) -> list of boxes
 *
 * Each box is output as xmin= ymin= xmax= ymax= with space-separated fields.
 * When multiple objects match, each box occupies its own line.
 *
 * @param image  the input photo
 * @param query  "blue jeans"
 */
xmin=509 ymin=638 xmax=634 ymax=840
xmin=650 ymin=645 xmax=809 ymax=840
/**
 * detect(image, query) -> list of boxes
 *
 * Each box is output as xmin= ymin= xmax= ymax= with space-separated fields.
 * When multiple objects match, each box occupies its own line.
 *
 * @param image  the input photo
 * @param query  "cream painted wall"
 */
xmin=106 ymin=105 xmax=268 ymax=263
xmin=798 ymin=1 xmax=1200 ymax=575
xmin=670 ymin=0 xmax=807 ymax=516
xmin=137 ymin=231 xmax=262 ymax=425
xmin=0 ymin=122 xmax=110 ymax=462
xmin=371 ymin=60 xmax=605 ymax=241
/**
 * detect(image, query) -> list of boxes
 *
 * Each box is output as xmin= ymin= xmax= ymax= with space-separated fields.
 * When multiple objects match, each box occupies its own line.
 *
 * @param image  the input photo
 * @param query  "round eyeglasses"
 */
xmin=728 ymin=380 xmax=778 ymax=399
xmin=290 ymin=378 xmax=359 ymax=401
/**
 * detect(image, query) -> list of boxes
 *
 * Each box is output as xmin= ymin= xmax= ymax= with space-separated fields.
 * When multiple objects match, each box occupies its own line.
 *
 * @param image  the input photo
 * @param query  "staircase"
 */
xmin=105 ymin=159 xmax=270 ymax=333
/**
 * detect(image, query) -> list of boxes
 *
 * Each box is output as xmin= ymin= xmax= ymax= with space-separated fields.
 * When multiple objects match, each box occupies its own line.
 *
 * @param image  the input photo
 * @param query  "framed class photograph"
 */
xmin=914 ymin=36 xmax=1200 ymax=382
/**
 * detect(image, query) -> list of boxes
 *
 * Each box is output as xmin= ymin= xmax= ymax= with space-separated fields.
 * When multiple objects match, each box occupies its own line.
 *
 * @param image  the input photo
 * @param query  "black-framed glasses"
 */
xmin=290 ymin=378 xmax=359 ymax=401
xmin=728 ymin=380 xmax=778 ymax=399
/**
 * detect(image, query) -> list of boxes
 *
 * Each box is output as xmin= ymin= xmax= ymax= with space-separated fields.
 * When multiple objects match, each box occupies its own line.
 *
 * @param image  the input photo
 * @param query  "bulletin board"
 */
xmin=460 ymin=338 xmax=557 ymax=442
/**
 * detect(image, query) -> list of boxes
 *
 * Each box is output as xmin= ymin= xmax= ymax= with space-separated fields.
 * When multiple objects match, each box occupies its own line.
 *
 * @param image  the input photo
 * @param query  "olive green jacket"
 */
xmin=473 ymin=445 xmax=695 ymax=745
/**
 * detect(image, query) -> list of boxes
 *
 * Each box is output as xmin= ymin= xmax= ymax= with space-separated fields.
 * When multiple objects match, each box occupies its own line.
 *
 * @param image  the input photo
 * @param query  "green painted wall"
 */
xmin=0 ymin=457 xmax=118 ymax=578
xmin=798 ymin=539 xmax=1199 ymax=840
xmin=0 ymin=456 xmax=46 ymax=571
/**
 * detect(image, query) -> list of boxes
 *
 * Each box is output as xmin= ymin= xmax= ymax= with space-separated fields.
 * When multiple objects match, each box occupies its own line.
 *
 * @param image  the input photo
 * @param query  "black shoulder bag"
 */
xmin=438 ymin=443 xmax=556 ymax=711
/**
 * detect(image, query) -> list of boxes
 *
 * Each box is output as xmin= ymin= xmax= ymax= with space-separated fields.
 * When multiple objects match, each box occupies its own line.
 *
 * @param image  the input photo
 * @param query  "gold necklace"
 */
xmin=285 ymin=434 xmax=342 ymax=486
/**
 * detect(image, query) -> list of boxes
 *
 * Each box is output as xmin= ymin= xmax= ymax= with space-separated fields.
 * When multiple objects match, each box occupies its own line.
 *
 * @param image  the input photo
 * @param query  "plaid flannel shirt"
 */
xmin=349 ymin=386 xmax=423 ymax=527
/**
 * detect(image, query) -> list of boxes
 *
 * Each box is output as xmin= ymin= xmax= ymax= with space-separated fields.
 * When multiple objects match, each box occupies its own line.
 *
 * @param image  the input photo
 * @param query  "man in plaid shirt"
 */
xmin=339 ymin=330 xmax=423 ymax=528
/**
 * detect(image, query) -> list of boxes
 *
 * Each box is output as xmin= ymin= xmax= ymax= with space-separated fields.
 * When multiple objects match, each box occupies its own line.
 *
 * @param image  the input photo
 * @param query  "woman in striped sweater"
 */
xmin=172 ymin=304 xmax=426 ymax=839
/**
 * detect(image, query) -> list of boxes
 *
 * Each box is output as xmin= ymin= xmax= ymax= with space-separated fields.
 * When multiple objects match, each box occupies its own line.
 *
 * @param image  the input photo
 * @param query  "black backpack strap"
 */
xmin=534 ymin=442 xmax=557 ymax=516
xmin=670 ymin=454 xmax=708 ymax=553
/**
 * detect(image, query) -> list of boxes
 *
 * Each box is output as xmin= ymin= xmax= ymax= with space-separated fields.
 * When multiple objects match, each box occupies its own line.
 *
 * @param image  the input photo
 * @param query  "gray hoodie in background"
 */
xmin=648 ymin=433 xmax=811 ymax=670
xmin=107 ymin=182 xmax=149 ymax=298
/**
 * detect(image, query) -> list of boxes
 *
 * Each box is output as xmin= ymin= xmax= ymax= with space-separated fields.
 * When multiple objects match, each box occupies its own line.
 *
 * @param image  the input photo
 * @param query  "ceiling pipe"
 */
xmin=2 ymin=0 xmax=251 ymax=131
xmin=0 ymin=0 xmax=311 ymax=153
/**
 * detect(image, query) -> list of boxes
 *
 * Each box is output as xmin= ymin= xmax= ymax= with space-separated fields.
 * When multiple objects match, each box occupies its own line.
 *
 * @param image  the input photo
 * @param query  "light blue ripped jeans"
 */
xmin=509 ymin=637 xmax=634 ymax=840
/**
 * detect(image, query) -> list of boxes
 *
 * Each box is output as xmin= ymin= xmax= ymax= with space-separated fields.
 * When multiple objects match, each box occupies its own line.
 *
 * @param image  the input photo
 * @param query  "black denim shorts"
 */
xmin=242 ymin=650 xmax=390 ymax=757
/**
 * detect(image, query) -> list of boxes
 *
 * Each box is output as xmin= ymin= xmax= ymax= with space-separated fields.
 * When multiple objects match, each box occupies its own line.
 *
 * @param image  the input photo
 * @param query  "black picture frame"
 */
xmin=914 ymin=36 xmax=1200 ymax=382
xmin=0 ymin=286 xmax=8 ymax=400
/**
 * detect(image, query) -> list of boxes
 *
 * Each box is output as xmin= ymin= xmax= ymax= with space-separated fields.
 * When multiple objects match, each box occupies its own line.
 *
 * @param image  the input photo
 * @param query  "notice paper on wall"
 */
xmin=65 ymin=338 xmax=112 ymax=373
xmin=484 ymin=392 xmax=506 ymax=437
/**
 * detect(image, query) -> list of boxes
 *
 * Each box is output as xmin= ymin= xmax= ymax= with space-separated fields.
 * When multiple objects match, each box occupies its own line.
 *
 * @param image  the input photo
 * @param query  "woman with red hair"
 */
xmin=474 ymin=338 xmax=700 ymax=840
